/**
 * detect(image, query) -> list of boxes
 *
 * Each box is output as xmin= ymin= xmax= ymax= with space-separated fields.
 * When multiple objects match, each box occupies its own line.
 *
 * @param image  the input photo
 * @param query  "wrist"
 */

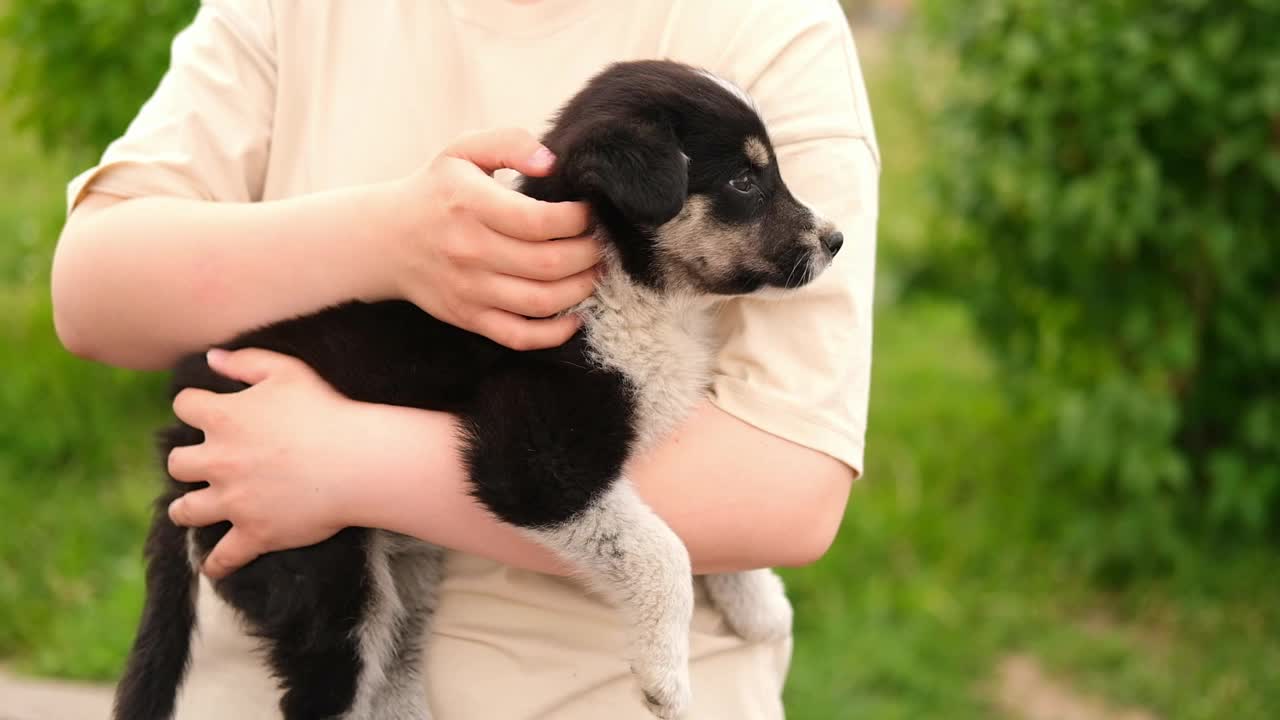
xmin=333 ymin=401 xmax=571 ymax=572
xmin=344 ymin=179 xmax=414 ymax=304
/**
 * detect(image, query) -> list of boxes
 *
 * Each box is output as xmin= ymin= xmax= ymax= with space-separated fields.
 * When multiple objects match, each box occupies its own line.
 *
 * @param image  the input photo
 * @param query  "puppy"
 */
xmin=112 ymin=60 xmax=843 ymax=720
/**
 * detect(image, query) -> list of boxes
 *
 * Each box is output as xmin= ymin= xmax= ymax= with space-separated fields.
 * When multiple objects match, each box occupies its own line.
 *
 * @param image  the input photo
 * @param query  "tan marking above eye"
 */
xmin=744 ymin=137 xmax=769 ymax=168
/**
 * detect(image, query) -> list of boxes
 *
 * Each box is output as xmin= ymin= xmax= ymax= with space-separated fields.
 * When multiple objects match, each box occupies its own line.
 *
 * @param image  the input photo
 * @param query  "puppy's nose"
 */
xmin=821 ymin=231 xmax=844 ymax=257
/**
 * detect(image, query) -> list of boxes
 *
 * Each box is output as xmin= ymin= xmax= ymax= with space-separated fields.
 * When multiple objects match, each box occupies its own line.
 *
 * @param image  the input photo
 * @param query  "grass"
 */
xmin=782 ymin=299 xmax=1028 ymax=719
xmin=2 ymin=21 xmax=1280 ymax=720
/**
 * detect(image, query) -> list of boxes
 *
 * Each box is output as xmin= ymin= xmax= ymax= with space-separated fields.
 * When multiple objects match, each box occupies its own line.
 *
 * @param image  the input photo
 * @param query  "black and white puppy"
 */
xmin=113 ymin=60 xmax=843 ymax=720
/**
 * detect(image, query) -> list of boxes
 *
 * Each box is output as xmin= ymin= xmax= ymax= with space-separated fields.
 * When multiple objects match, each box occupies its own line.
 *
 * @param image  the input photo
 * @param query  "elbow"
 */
xmin=774 ymin=513 xmax=842 ymax=569
xmin=774 ymin=466 xmax=853 ymax=569
xmin=50 ymin=251 xmax=95 ymax=361
xmin=51 ymin=303 xmax=82 ymax=357
xmin=50 ymin=235 xmax=104 ymax=362
xmin=50 ymin=196 xmax=123 ymax=363
xmin=52 ymin=303 xmax=98 ymax=362
xmin=793 ymin=525 xmax=842 ymax=568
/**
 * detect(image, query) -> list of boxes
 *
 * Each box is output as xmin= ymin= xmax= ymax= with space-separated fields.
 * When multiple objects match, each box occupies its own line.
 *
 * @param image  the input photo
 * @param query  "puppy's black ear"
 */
xmin=563 ymin=120 xmax=688 ymax=227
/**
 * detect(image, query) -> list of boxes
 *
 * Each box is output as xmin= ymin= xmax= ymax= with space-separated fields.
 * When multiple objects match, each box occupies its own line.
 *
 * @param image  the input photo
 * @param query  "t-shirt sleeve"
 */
xmin=65 ymin=0 xmax=276 ymax=214
xmin=705 ymin=0 xmax=881 ymax=476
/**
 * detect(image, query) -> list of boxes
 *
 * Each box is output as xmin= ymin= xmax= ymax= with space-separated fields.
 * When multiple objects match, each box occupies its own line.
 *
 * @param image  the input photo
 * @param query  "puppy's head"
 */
xmin=521 ymin=60 xmax=841 ymax=296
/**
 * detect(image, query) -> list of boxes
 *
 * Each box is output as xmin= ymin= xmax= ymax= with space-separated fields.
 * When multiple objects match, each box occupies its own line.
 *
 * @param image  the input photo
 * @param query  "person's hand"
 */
xmin=166 ymin=348 xmax=375 ymax=579
xmin=382 ymin=128 xmax=600 ymax=350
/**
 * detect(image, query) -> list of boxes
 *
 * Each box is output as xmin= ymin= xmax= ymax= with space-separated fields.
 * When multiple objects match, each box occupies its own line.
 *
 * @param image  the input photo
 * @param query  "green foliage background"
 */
xmin=1 ymin=0 xmax=1278 ymax=717
xmin=1 ymin=0 xmax=195 ymax=160
xmin=0 ymin=0 xmax=194 ymax=678
xmin=916 ymin=0 xmax=1280 ymax=578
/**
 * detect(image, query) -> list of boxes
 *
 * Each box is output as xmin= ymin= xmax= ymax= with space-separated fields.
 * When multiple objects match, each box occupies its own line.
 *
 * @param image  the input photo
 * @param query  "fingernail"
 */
xmin=207 ymin=348 xmax=227 ymax=364
xmin=167 ymin=498 xmax=182 ymax=523
xmin=532 ymin=146 xmax=556 ymax=169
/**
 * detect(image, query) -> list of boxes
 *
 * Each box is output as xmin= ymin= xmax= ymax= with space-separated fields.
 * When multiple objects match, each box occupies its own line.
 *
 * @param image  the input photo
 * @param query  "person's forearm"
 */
xmin=52 ymin=187 xmax=399 ymax=370
xmin=629 ymin=401 xmax=853 ymax=572
xmin=346 ymin=399 xmax=852 ymax=575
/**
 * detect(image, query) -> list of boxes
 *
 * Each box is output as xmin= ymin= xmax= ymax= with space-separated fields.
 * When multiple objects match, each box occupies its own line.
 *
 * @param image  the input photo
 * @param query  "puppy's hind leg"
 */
xmin=365 ymin=532 xmax=445 ymax=720
xmin=207 ymin=528 xmax=370 ymax=720
xmin=703 ymin=569 xmax=793 ymax=643
xmin=527 ymin=482 xmax=694 ymax=720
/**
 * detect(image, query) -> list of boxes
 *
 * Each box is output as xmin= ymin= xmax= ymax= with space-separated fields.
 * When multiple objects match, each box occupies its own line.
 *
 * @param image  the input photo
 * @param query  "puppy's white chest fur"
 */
xmin=579 ymin=274 xmax=716 ymax=452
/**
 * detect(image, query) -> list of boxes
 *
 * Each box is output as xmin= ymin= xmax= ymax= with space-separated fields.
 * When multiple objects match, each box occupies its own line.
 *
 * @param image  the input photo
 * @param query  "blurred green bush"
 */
xmin=0 ymin=0 xmax=193 ymax=675
xmin=0 ymin=0 xmax=196 ymax=159
xmin=919 ymin=0 xmax=1280 ymax=577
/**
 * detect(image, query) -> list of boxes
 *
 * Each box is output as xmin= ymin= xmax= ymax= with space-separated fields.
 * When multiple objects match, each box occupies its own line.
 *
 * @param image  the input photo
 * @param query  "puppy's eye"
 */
xmin=728 ymin=173 xmax=756 ymax=194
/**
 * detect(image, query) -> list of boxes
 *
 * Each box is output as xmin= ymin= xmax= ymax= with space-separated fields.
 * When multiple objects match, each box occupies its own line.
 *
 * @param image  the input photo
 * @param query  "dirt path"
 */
xmin=2 ymin=655 xmax=1165 ymax=720
xmin=995 ymin=654 xmax=1161 ymax=720
xmin=0 ymin=667 xmax=114 ymax=720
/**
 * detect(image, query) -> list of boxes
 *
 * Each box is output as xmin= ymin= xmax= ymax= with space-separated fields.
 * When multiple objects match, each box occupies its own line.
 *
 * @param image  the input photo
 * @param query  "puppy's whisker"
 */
xmin=784 ymin=256 xmax=804 ymax=288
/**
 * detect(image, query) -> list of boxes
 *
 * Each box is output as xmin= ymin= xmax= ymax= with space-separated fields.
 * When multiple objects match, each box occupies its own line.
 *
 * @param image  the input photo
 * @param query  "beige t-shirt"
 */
xmin=69 ymin=1 xmax=879 ymax=716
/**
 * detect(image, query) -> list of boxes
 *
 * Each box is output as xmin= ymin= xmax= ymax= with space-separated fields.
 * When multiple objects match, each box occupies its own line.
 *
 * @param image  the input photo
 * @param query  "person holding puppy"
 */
xmin=54 ymin=1 xmax=879 ymax=717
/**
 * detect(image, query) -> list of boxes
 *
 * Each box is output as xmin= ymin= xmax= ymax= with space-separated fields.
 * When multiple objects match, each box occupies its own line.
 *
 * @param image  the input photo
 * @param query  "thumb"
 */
xmin=447 ymin=128 xmax=557 ymax=177
xmin=206 ymin=347 xmax=304 ymax=386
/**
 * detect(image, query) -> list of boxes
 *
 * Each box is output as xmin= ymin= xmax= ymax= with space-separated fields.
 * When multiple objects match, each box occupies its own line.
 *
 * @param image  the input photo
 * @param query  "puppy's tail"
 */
xmin=112 ymin=502 xmax=198 ymax=720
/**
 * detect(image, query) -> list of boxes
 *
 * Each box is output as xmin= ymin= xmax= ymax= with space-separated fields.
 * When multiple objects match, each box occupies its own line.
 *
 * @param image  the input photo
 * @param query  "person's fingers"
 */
xmin=484 ymin=233 xmax=601 ymax=281
xmin=206 ymin=347 xmax=307 ymax=386
xmin=470 ymin=185 xmax=592 ymax=241
xmin=202 ymin=528 xmax=261 ymax=580
xmin=471 ymin=310 xmax=583 ymax=351
xmin=172 ymin=388 xmax=227 ymax=431
xmin=483 ymin=268 xmax=599 ymax=319
xmin=446 ymin=128 xmax=557 ymax=177
xmin=166 ymin=445 xmax=215 ymax=483
xmin=167 ymin=489 xmax=228 ymax=528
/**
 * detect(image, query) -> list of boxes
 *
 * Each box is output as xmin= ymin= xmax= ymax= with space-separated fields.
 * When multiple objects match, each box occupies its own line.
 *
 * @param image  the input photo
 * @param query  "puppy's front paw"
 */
xmin=636 ymin=663 xmax=691 ymax=720
xmin=631 ymin=633 xmax=691 ymax=719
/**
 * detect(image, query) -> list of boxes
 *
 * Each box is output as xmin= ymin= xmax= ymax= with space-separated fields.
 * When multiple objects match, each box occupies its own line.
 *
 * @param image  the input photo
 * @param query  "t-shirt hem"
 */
xmin=708 ymin=375 xmax=865 ymax=479
xmin=66 ymin=160 xmax=208 ymax=216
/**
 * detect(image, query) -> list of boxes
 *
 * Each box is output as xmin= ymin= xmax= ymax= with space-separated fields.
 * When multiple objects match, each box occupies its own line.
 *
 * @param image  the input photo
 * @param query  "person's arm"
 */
xmin=349 ymin=398 xmax=851 ymax=576
xmin=165 ymin=347 xmax=849 ymax=579
xmin=54 ymin=131 xmax=600 ymax=370
xmin=54 ymin=1 xmax=597 ymax=367
xmin=55 ymin=188 xmax=399 ymax=369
